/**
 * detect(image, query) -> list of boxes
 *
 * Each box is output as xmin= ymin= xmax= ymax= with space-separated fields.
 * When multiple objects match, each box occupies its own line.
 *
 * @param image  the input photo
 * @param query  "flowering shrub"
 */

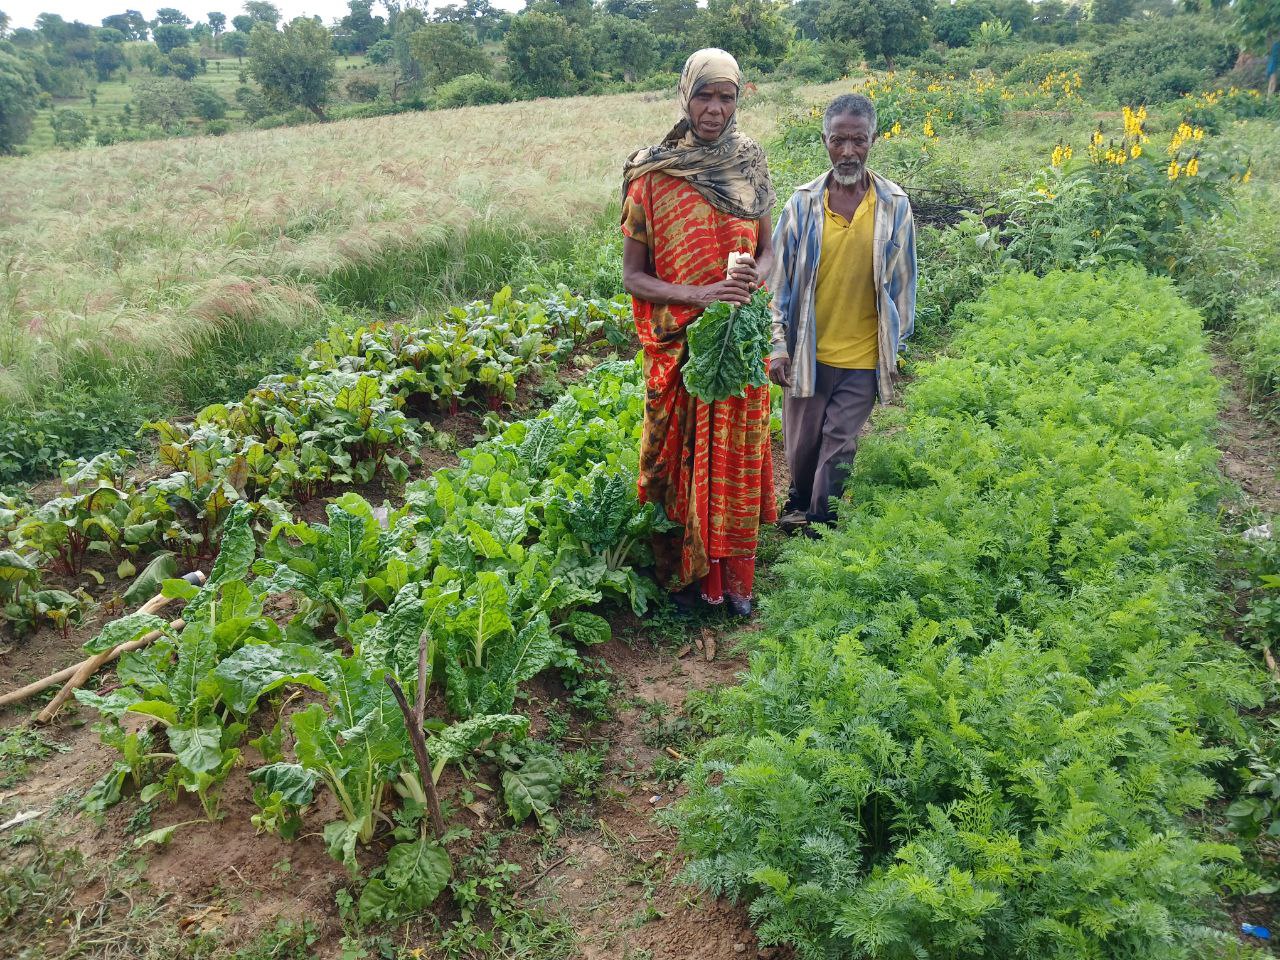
xmin=1180 ymin=85 xmax=1278 ymax=132
xmin=1001 ymin=105 xmax=1251 ymax=274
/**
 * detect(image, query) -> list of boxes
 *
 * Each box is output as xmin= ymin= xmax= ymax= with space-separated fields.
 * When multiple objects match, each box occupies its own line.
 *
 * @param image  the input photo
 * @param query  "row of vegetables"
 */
xmin=0 ymin=285 xmax=631 ymax=637
xmin=73 ymin=358 xmax=658 ymax=922
xmin=670 ymin=267 xmax=1267 ymax=959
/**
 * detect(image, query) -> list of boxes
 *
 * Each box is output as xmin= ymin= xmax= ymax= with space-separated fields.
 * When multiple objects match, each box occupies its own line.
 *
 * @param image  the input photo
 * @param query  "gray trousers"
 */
xmin=783 ymin=364 xmax=877 ymax=523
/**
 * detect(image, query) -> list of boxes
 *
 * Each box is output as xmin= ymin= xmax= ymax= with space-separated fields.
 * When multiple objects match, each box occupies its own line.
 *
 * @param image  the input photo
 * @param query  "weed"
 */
xmin=0 ymin=727 xmax=68 ymax=788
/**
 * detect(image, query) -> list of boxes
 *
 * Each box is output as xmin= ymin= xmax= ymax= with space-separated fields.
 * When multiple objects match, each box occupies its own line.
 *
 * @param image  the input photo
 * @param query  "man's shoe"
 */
xmin=777 ymin=510 xmax=808 ymax=534
xmin=726 ymin=595 xmax=753 ymax=618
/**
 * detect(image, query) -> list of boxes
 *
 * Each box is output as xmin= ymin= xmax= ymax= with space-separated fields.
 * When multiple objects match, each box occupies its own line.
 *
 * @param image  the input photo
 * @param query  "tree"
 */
xmin=102 ymin=11 xmax=149 ymax=40
xmin=338 ymin=0 xmax=387 ymax=53
xmin=0 ymin=11 xmax=10 ymax=38
xmin=649 ymin=0 xmax=697 ymax=36
xmin=189 ymin=82 xmax=228 ymax=118
xmin=154 ymin=8 xmax=191 ymax=26
xmin=248 ymin=17 xmax=335 ymax=118
xmin=785 ymin=0 xmax=824 ymax=41
xmin=818 ymin=0 xmax=931 ymax=69
xmin=391 ymin=6 xmax=428 ymax=92
xmin=504 ymin=10 xmax=592 ymax=95
xmin=208 ymin=12 xmax=227 ymax=40
xmin=93 ymin=30 xmax=128 ymax=80
xmin=408 ymin=22 xmax=490 ymax=86
xmin=159 ymin=46 xmax=200 ymax=79
xmin=602 ymin=0 xmax=655 ymax=19
xmin=367 ymin=37 xmax=395 ymax=64
xmin=592 ymin=13 xmax=658 ymax=81
xmin=0 ymin=48 xmax=39 ymax=153
xmin=1236 ymin=0 xmax=1280 ymax=54
xmin=132 ymin=75 xmax=194 ymax=129
xmin=232 ymin=14 xmax=254 ymax=32
xmin=1090 ymin=0 xmax=1135 ymax=24
xmin=154 ymin=23 xmax=190 ymax=54
xmin=52 ymin=107 xmax=90 ymax=146
xmin=932 ymin=0 xmax=995 ymax=47
xmin=698 ymin=0 xmax=792 ymax=71
xmin=242 ymin=2 xmax=281 ymax=28
xmin=223 ymin=30 xmax=250 ymax=60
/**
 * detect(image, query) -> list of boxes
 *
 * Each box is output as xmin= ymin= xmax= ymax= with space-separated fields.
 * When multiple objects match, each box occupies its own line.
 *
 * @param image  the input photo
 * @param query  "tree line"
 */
xmin=1 ymin=0 xmax=1277 ymax=154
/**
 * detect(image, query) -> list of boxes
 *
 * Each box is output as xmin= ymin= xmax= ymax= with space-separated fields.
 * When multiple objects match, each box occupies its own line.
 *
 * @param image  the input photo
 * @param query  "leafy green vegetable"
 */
xmin=681 ymin=288 xmax=773 ymax=403
xmin=502 ymin=753 xmax=563 ymax=829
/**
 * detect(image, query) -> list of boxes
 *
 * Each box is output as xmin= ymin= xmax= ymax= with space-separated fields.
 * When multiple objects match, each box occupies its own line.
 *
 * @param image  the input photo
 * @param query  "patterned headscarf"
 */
xmin=622 ymin=49 xmax=776 ymax=221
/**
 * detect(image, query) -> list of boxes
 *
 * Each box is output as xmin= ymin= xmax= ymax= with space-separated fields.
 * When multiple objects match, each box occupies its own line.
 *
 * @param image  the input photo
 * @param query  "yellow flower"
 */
xmin=890 ymin=121 xmax=902 ymax=137
xmin=1167 ymin=160 xmax=1181 ymax=181
xmin=1242 ymin=168 xmax=1252 ymax=183
xmin=1186 ymin=156 xmax=1199 ymax=177
xmin=1130 ymin=144 xmax=1141 ymax=158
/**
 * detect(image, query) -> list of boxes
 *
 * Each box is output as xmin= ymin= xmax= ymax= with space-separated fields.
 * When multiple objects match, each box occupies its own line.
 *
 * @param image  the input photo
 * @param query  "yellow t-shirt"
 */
xmin=814 ymin=186 xmax=878 ymax=370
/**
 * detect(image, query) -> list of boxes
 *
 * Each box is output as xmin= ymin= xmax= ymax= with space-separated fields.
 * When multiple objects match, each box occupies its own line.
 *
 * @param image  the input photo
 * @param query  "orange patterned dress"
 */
xmin=622 ymin=170 xmax=776 ymax=594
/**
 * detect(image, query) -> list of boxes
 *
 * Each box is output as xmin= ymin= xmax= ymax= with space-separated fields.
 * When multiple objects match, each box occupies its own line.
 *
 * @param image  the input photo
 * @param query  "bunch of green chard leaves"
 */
xmin=682 ymin=288 xmax=773 ymax=403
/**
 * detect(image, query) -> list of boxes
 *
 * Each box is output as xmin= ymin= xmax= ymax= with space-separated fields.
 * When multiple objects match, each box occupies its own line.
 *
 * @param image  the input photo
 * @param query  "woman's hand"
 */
xmin=695 ymin=276 xmax=752 ymax=307
xmin=729 ymin=253 xmax=761 ymax=290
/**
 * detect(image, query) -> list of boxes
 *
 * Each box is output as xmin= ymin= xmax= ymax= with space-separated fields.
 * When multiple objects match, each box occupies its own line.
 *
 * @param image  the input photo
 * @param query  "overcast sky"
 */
xmin=2 ymin=0 xmax=526 ymax=30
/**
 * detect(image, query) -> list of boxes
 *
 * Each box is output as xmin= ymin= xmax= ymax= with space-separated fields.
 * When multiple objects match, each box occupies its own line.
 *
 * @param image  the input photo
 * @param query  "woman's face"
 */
xmin=688 ymin=80 xmax=738 ymax=141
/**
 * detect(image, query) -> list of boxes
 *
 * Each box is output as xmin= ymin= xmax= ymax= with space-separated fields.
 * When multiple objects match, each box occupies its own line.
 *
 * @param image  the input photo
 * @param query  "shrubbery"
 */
xmin=1090 ymin=15 xmax=1236 ymax=105
xmin=671 ymin=268 xmax=1263 ymax=959
xmin=433 ymin=73 xmax=514 ymax=109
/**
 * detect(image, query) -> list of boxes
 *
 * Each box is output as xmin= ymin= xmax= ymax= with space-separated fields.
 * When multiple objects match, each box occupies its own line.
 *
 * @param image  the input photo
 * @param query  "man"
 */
xmin=767 ymin=93 xmax=917 ymax=531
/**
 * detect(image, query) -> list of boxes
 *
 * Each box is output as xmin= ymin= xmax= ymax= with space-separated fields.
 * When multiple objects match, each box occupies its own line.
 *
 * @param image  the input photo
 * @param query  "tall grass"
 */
xmin=0 ymin=84 xmax=829 ymax=406
xmin=0 ymin=81 xmax=845 ymax=481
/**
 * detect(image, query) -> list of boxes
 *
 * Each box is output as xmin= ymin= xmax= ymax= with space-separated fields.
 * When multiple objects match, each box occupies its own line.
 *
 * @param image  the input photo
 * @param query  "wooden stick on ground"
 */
xmin=0 ymin=617 xmax=193 ymax=711
xmin=34 ymin=571 xmax=205 ymax=724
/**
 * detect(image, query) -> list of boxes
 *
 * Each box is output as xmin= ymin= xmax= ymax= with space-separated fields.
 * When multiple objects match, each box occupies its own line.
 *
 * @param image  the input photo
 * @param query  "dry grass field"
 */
xmin=0 ymin=82 xmax=837 ymax=408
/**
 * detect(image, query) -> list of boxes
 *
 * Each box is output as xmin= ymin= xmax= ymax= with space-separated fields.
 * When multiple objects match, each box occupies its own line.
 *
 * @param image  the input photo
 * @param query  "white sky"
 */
xmin=2 ymin=0 xmax=525 ymax=30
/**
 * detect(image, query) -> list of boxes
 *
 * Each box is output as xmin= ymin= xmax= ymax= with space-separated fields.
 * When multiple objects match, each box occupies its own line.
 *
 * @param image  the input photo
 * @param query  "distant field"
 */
xmin=0 ymin=80 xmax=834 ymax=406
xmin=26 ymin=53 xmax=373 ymax=151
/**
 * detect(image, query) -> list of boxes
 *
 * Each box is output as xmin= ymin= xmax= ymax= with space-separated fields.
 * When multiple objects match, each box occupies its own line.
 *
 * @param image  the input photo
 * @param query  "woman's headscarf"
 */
xmin=622 ymin=49 xmax=776 ymax=221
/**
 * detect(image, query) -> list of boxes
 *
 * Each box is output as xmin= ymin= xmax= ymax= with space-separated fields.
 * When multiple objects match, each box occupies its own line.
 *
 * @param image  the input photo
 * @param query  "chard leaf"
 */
xmin=360 ymin=839 xmax=451 ymax=921
xmin=213 ymin=642 xmax=333 ymax=716
xmin=502 ymin=754 xmax=563 ymax=827
xmin=248 ymin=762 xmax=319 ymax=806
xmin=428 ymin=714 xmax=529 ymax=768
xmin=83 ymin=611 xmax=172 ymax=655
xmin=121 ymin=552 xmax=179 ymax=606
xmin=168 ymin=722 xmax=224 ymax=775
xmin=184 ymin=502 xmax=255 ymax=623
xmin=566 ymin=611 xmax=610 ymax=646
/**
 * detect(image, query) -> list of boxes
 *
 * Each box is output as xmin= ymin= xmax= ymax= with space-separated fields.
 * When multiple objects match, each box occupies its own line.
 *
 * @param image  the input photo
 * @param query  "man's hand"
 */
xmin=768 ymin=355 xmax=792 ymax=388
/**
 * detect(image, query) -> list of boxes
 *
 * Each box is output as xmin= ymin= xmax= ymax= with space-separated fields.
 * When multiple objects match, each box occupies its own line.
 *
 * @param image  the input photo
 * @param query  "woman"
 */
xmin=621 ymin=48 xmax=777 ymax=617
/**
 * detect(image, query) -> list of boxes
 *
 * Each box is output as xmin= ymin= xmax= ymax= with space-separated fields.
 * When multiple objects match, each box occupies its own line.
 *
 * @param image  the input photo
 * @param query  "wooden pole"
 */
xmin=385 ymin=674 xmax=446 ymax=842
xmin=0 ymin=571 xmax=204 ymax=714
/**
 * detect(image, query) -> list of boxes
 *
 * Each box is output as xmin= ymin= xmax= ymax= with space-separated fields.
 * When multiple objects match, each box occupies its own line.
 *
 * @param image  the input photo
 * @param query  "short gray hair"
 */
xmin=823 ymin=94 xmax=878 ymax=137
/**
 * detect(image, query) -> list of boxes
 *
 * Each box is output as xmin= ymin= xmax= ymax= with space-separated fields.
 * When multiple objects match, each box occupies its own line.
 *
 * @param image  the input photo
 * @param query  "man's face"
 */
xmin=688 ymin=81 xmax=738 ymax=142
xmin=823 ymin=113 xmax=876 ymax=187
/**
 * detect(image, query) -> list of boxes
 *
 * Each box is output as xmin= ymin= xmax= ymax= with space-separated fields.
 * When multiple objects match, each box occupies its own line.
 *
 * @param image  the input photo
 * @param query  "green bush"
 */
xmin=1090 ymin=15 xmax=1235 ymax=105
xmin=189 ymin=83 xmax=228 ymax=121
xmin=1004 ymin=46 xmax=1093 ymax=85
xmin=671 ymin=268 xmax=1263 ymax=959
xmin=434 ymin=73 xmax=514 ymax=109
